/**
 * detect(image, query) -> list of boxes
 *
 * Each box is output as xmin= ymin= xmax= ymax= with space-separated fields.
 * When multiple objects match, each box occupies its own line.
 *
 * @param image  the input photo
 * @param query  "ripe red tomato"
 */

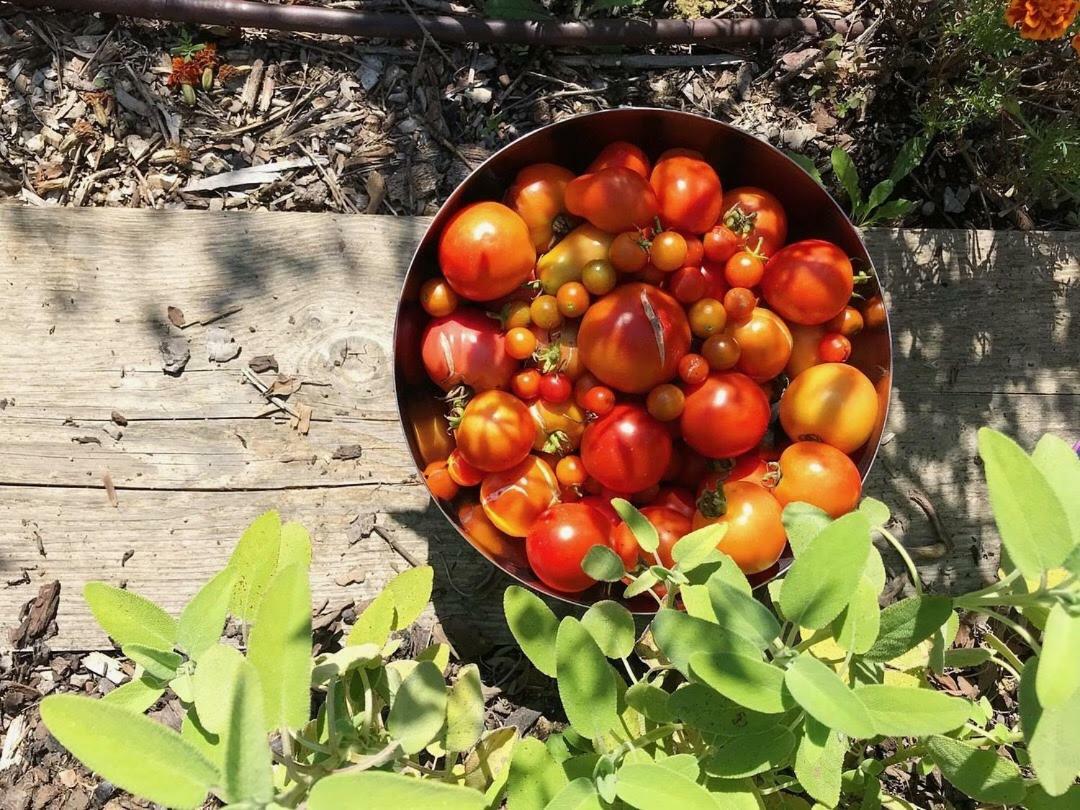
xmin=723 ymin=287 xmax=757 ymax=325
xmin=609 ymin=232 xmax=649 ymax=273
xmin=565 ymin=168 xmax=660 ymax=233
xmin=818 ymin=333 xmax=852 ymax=363
xmin=438 ymin=201 xmax=536 ymax=301
xmin=446 ymin=449 xmax=484 ymax=487
xmin=581 ymin=385 xmax=615 ymax=416
xmin=581 ymin=404 xmax=673 ymax=493
xmin=555 ymin=455 xmax=588 ymax=487
xmin=692 ymin=481 xmax=786 ymax=574
xmin=512 ymin=369 xmax=541 ymax=400
xmin=480 ymin=455 xmax=560 ymax=537
xmin=505 ymin=163 xmax=575 ymax=250
xmin=650 ymin=155 xmax=723 ymax=233
xmin=646 ymin=383 xmax=685 ymax=422
xmin=580 ymin=495 xmax=620 ymax=526
xmin=779 ymin=363 xmax=879 ymax=453
xmin=682 ymin=234 xmax=705 ymax=267
xmin=539 ymin=372 xmax=572 ymax=404
xmin=578 ymin=283 xmax=691 ymax=393
xmin=761 ymin=240 xmax=854 ymax=325
xmin=701 ymin=259 xmax=731 ymax=301
xmin=525 ymin=503 xmax=614 ymax=593
xmin=703 ymin=225 xmax=741 ymax=264
xmin=456 ymin=390 xmax=537 ymax=472
xmin=702 ymin=334 xmax=741 ymax=371
xmin=612 ymin=505 xmax=691 ymax=569
xmin=722 ymin=187 xmax=789 ymax=256
xmin=724 ymin=250 xmax=766 ymax=288
xmin=651 ymin=487 xmax=697 ymax=518
xmin=773 ymin=441 xmax=862 ymax=518
xmin=421 ymin=309 xmax=517 ymax=392
xmin=678 ymin=353 xmax=710 ymax=385
xmin=696 ymin=452 xmax=770 ymax=495
xmin=729 ymin=307 xmax=794 ymax=382
xmin=680 ymin=372 xmax=771 ymax=459
xmin=668 ymin=265 xmax=707 ymax=304
xmin=826 ymin=306 xmax=864 ymax=337
xmin=588 ymin=141 xmax=651 ymax=178
xmin=424 ymin=460 xmax=459 ymax=501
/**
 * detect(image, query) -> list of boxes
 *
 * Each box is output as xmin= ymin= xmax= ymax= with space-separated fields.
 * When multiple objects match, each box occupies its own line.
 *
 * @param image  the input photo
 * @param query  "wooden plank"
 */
xmin=0 ymin=207 xmax=1076 ymax=650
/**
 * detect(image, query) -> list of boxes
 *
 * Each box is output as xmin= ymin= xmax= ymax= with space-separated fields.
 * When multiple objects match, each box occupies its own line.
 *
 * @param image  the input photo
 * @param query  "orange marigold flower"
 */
xmin=1005 ymin=0 xmax=1079 ymax=39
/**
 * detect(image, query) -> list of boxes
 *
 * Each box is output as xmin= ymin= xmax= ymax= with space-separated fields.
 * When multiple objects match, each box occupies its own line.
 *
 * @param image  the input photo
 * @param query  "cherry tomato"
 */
xmin=530 ymin=295 xmax=563 ymax=330
xmin=539 ymin=371 xmax=572 ymax=404
xmin=863 ymin=296 xmax=887 ymax=330
xmin=723 ymin=287 xmax=758 ymax=325
xmin=512 ymin=368 xmax=541 ymax=400
xmin=779 ymin=363 xmax=879 ymax=453
xmin=447 ymin=449 xmax=485 ymax=487
xmin=702 ymin=334 xmax=741 ymax=371
xmin=481 ymin=455 xmax=560 ymax=537
xmin=613 ymin=505 xmax=691 ymax=569
xmin=565 ymin=167 xmax=660 ymax=233
xmin=505 ymin=163 xmax=576 ymax=250
xmin=609 ymin=231 xmax=649 ymax=273
xmin=526 ymin=503 xmax=615 ymax=593
xmin=424 ymin=460 xmax=459 ymax=501
xmin=681 ymin=372 xmax=770 ymax=459
xmin=646 ymin=383 xmax=685 ymax=422
xmin=688 ymin=297 xmax=727 ymax=338
xmin=506 ymin=326 xmax=538 ymax=360
xmin=818 ymin=333 xmax=852 ymax=363
xmin=692 ymin=481 xmax=786 ymax=574
xmin=724 ymin=250 xmax=765 ymax=288
xmin=588 ymin=141 xmax=651 ymax=178
xmin=420 ymin=277 xmax=458 ymax=317
xmin=785 ymin=323 xmax=828 ymax=378
xmin=459 ymin=501 xmax=515 ymax=558
xmin=761 ymin=240 xmax=853 ymax=325
xmin=722 ymin=187 xmax=789 ymax=256
xmin=668 ymin=265 xmax=708 ymax=304
xmin=651 ymin=231 xmax=688 ymax=272
xmin=421 ymin=309 xmax=517 ymax=392
xmin=556 ymin=455 xmax=589 ymax=487
xmin=703 ymin=225 xmax=741 ymax=264
xmin=682 ymin=234 xmax=705 ymax=267
xmin=501 ymin=299 xmax=532 ymax=329
xmin=530 ymin=399 xmax=588 ymax=453
xmin=774 ymin=441 xmax=862 ymax=518
xmin=556 ymin=282 xmax=590 ymax=318
xmin=651 ymin=486 xmax=697 ymax=518
xmin=650 ymin=155 xmax=723 ymax=233
xmin=578 ymin=283 xmax=692 ymax=393
xmin=729 ymin=308 xmax=794 ymax=382
xmin=582 ymin=259 xmax=617 ymax=295
xmin=581 ymin=384 xmax=615 ymax=416
xmin=438 ymin=201 xmax=536 ymax=301
xmin=581 ymin=404 xmax=673 ymax=493
xmin=678 ymin=353 xmax=710 ymax=385
xmin=573 ymin=371 xmax=600 ymax=402
xmin=456 ymin=390 xmax=537 ymax=472
xmin=826 ymin=306 xmax=864 ymax=337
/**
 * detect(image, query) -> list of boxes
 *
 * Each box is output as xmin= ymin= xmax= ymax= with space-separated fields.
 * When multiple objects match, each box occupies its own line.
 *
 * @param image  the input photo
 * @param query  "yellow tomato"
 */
xmin=480 ymin=456 xmax=560 ymax=537
xmin=779 ymin=363 xmax=878 ymax=453
xmin=537 ymin=224 xmax=614 ymax=294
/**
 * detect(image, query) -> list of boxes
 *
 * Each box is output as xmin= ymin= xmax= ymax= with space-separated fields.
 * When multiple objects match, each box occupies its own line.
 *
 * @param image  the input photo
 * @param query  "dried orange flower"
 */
xmin=216 ymin=63 xmax=239 ymax=83
xmin=192 ymin=43 xmax=218 ymax=71
xmin=1005 ymin=0 xmax=1079 ymax=39
xmin=167 ymin=55 xmax=201 ymax=88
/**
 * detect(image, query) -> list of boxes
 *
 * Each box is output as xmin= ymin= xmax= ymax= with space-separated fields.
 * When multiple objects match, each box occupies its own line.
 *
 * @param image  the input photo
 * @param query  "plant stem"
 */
xmin=280 ymin=726 xmax=294 ymax=760
xmin=326 ymin=678 xmax=341 ymax=750
xmin=983 ymin=632 xmax=1025 ymax=679
xmin=979 ymin=611 xmax=1041 ymax=654
xmin=956 ymin=592 xmax=1052 ymax=610
xmin=621 ymin=656 xmax=638 ymax=684
xmin=793 ymin=627 xmax=832 ymax=653
xmin=358 ymin=668 xmax=375 ymax=734
xmin=963 ymin=569 xmax=1021 ymax=600
xmin=760 ymin=777 xmax=802 ymax=795
xmin=876 ymin=527 xmax=924 ymax=595
xmin=625 ymin=723 xmax=682 ymax=749
xmin=880 ymin=743 xmax=926 ymax=767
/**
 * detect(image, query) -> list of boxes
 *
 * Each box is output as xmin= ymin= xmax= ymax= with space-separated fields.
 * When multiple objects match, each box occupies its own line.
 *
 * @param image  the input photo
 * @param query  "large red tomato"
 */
xmin=612 ymin=505 xmax=691 ymax=569
xmin=506 ymin=163 xmax=576 ymax=251
xmin=588 ymin=142 xmax=651 ymax=178
xmin=581 ymin=404 xmax=673 ymax=494
xmin=722 ymin=187 xmax=788 ymax=256
xmin=565 ymin=168 xmax=659 ymax=233
xmin=773 ymin=441 xmax=862 ymax=518
xmin=480 ymin=455 xmax=560 ymax=537
xmin=421 ymin=308 xmax=517 ymax=392
xmin=692 ymin=481 xmax=787 ymax=574
xmin=779 ymin=363 xmax=878 ymax=453
xmin=729 ymin=308 xmax=794 ymax=382
xmin=680 ymin=372 xmax=771 ymax=459
xmin=577 ymin=283 xmax=691 ymax=393
xmin=760 ymin=240 xmax=854 ymax=325
xmin=525 ymin=503 xmax=614 ymax=593
xmin=649 ymin=155 xmax=723 ymax=234
xmin=456 ymin=391 xmax=537 ymax=472
xmin=438 ymin=201 xmax=536 ymax=301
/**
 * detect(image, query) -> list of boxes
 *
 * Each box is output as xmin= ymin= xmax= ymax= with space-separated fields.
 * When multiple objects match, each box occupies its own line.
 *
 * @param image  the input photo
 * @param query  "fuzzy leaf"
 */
xmin=858 ymin=497 xmax=891 ymax=528
xmin=624 ymin=570 xmax=660 ymax=598
xmin=863 ymin=595 xmax=954 ymax=662
xmin=556 ymin=618 xmax=621 ymax=739
xmin=832 ymin=576 xmax=881 ymax=654
xmin=669 ymin=683 xmax=783 ymax=737
xmin=39 ymin=694 xmax=216 ymax=809
xmin=581 ymin=545 xmax=627 ymax=582
xmin=1020 ymin=657 xmax=1080 ymax=797
xmin=612 ymin=498 xmax=659 ymax=553
xmin=347 ymin=588 xmax=395 ymax=648
xmin=122 ymin=644 xmax=181 ymax=682
xmin=781 ymin=502 xmax=832 ymax=556
xmin=780 ymin=512 xmax=871 ymax=629
xmin=616 ymin=762 xmax=722 ymax=809
xmin=226 ymin=510 xmax=281 ymax=621
xmin=888 ymin=135 xmax=929 ymax=185
xmin=180 ymin=710 xmax=222 ymax=773
xmin=309 ymin=771 xmax=486 ymax=810
xmin=1032 ymin=434 xmax=1080 ymax=548
xmin=979 ymin=428 xmax=1072 ymax=579
xmin=706 ymin=553 xmax=753 ymax=594
xmin=868 ymin=198 xmax=916 ymax=223
xmin=504 ymin=585 xmax=559 ymax=677
xmin=707 ymin=778 xmax=766 ymax=808
xmin=702 ymin=728 xmax=796 ymax=779
xmin=1024 ymin=784 xmax=1080 ymax=809
xmin=671 ymin=524 xmax=726 ymax=572
xmin=680 ymin=584 xmax=717 ymax=622
xmin=177 ymin=567 xmax=234 ymax=660
xmin=102 ymin=673 xmax=165 ymax=714
xmin=581 ymin=601 xmax=636 ymax=659
xmin=387 ymin=660 xmax=447 ymax=754
xmin=854 ymin=685 xmax=970 ymax=736
xmin=506 ymin=737 xmax=568 ymax=810
xmin=385 ymin=566 xmax=434 ymax=630
xmin=545 ymin=778 xmax=604 ymax=810
xmin=276 ymin=521 xmax=312 ymax=572
xmin=1036 ymin=603 xmax=1080 ymax=709
xmin=831 ymin=147 xmax=863 ymax=210
xmin=689 ymin=652 xmax=787 ymax=714
xmin=625 ymin=681 xmax=673 ymax=723
xmin=784 ymin=654 xmax=875 ymax=739
xmin=444 ymin=664 xmax=485 ymax=753
xmin=248 ymin=563 xmax=312 ymax=731
xmin=464 ymin=726 xmax=518 ymax=793
xmin=926 ymin=735 xmax=1026 ymax=804
xmin=708 ymin=579 xmax=780 ymax=650
xmin=84 ymin=582 xmax=177 ymax=651
xmin=651 ymin=609 xmax=759 ymax=674
xmin=795 ymin=717 xmax=845 ymax=807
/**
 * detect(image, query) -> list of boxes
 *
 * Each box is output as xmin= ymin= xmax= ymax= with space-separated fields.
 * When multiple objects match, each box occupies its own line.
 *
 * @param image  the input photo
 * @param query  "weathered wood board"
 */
xmin=0 ymin=207 xmax=1076 ymax=651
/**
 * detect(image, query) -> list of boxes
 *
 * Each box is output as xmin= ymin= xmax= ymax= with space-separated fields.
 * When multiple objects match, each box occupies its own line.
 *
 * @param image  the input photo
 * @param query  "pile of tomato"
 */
xmin=413 ymin=141 xmax=885 ymax=596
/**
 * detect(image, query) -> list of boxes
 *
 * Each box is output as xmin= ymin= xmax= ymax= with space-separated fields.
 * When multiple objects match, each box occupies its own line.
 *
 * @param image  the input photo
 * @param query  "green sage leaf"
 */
xmin=276 ymin=520 xmax=312 ymax=572
xmin=785 ymin=151 xmax=824 ymax=185
xmin=309 ymin=770 xmax=486 ymax=810
xmin=706 ymin=552 xmax=753 ymax=594
xmin=672 ymin=524 xmax=726 ymax=572
xmin=783 ymin=654 xmax=875 ymax=738
xmin=1032 ymin=434 xmax=1080 ymax=548
xmin=387 ymin=660 xmax=447 ymax=754
xmin=464 ymin=726 xmax=518 ymax=792
xmin=651 ymin=609 xmax=759 ymax=675
xmin=624 ymin=569 xmax=660 ymax=598
xmin=616 ymin=762 xmax=722 ymax=809
xmin=84 ymin=582 xmax=177 ymax=651
xmin=180 ymin=709 xmax=222 ymax=773
xmin=581 ymin=600 xmax=636 ymax=659
xmin=581 ymin=545 xmax=627 ymax=582
xmin=612 ymin=498 xmax=658 ymax=553
xmin=680 ymin=583 xmax=717 ymax=622
xmin=346 ymin=588 xmax=395 ymax=648
xmin=708 ymin=578 xmax=781 ymax=650
xmin=1023 ymin=783 xmax=1080 ymax=809
xmin=226 ymin=509 xmax=281 ymax=621
xmin=795 ymin=717 xmax=845 ymax=807
xmin=444 ymin=664 xmax=485 ymax=753
xmin=102 ymin=672 xmax=165 ymax=714
xmin=832 ymin=576 xmax=881 ymax=654
xmin=121 ymin=644 xmax=181 ymax=682
xmin=854 ymin=685 xmax=970 ymax=736
xmin=625 ymin=681 xmax=673 ymax=723
xmin=177 ymin=567 xmax=234 ymax=660
xmin=862 ymin=595 xmax=954 ymax=662
xmin=702 ymin=728 xmax=796 ymax=779
xmin=780 ymin=511 xmax=871 ymax=629
xmin=926 ymin=734 xmax=1026 ymax=804
xmin=669 ymin=683 xmax=784 ymax=737
xmin=941 ymin=647 xmax=992 ymax=668
xmin=1020 ymin=657 xmax=1080 ymax=797
xmin=689 ymin=652 xmax=787 ymax=714
xmin=504 ymin=585 xmax=559 ymax=677
xmin=506 ymin=737 xmax=568 ymax=810
xmin=1036 ymin=603 xmax=1080 ymax=709
xmin=858 ymin=497 xmax=891 ymax=528
xmin=556 ymin=618 xmax=621 ymax=739
xmin=385 ymin=566 xmax=434 ymax=630
xmin=781 ymin=502 xmax=832 ymax=556
xmin=545 ymin=778 xmax=604 ymax=810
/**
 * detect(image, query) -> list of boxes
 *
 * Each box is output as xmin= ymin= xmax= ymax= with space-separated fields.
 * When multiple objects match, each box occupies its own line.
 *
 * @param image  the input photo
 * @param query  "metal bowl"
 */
xmin=394 ymin=107 xmax=892 ymax=611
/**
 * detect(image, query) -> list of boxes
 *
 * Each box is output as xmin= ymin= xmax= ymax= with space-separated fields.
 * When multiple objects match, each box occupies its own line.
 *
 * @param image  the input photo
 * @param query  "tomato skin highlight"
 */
xmin=421 ymin=308 xmax=517 ymax=392
xmin=480 ymin=455 xmax=561 ymax=537
xmin=438 ymin=201 xmax=536 ymax=301
xmin=779 ymin=363 xmax=879 ymax=453
xmin=525 ymin=503 xmax=614 ymax=593
xmin=650 ymin=156 xmax=724 ymax=233
xmin=505 ymin=163 xmax=575 ymax=251
xmin=420 ymin=278 xmax=458 ymax=317
xmin=692 ymin=481 xmax=787 ymax=574
xmin=774 ymin=441 xmax=862 ymax=518
xmin=565 ymin=168 xmax=660 ymax=233
xmin=722 ymin=187 xmax=788 ymax=256
xmin=578 ymin=283 xmax=692 ymax=394
xmin=456 ymin=390 xmax=537 ymax=473
xmin=680 ymin=372 xmax=771 ymax=459
xmin=539 ymin=372 xmax=573 ymax=404
xmin=761 ymin=239 xmax=854 ymax=325
xmin=729 ymin=307 xmax=794 ymax=382
xmin=588 ymin=141 xmax=651 ymax=178
xmin=581 ymin=404 xmax=673 ymax=493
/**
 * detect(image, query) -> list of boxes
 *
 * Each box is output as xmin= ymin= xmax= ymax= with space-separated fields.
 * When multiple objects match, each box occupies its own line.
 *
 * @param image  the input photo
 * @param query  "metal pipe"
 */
xmin=8 ymin=0 xmax=862 ymax=46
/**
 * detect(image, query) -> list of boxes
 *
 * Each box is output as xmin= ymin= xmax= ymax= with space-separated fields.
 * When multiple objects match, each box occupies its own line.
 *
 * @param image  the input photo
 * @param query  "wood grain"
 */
xmin=0 ymin=207 xmax=1076 ymax=650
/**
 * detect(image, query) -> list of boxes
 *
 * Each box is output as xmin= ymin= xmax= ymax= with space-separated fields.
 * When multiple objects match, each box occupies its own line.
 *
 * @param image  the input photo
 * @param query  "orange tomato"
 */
xmin=588 ymin=141 xmax=651 ymax=178
xmin=722 ymin=187 xmax=789 ymax=256
xmin=565 ymin=168 xmax=660 ymax=233
xmin=459 ymin=501 xmax=517 ymax=559
xmin=773 ymin=442 xmax=862 ymax=518
xmin=438 ymin=201 xmax=536 ymax=302
xmin=761 ymin=240 xmax=853 ymax=325
xmin=424 ymin=460 xmax=459 ymax=501
xmin=785 ymin=323 xmax=828 ymax=378
xmin=480 ymin=455 xmax=560 ymax=537
xmin=505 ymin=163 xmax=576 ymax=250
xmin=729 ymin=308 xmax=793 ymax=382
xmin=650 ymin=155 xmax=723 ymax=234
xmin=419 ymin=277 xmax=458 ymax=317
xmin=779 ymin=363 xmax=878 ymax=453
xmin=692 ymin=481 xmax=786 ymax=574
xmin=456 ymin=391 xmax=537 ymax=472
xmin=529 ymin=399 xmax=588 ymax=454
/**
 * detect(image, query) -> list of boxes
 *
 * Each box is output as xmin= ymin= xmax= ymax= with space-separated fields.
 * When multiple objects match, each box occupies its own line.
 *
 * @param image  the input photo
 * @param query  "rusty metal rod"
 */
xmin=7 ymin=0 xmax=862 ymax=46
